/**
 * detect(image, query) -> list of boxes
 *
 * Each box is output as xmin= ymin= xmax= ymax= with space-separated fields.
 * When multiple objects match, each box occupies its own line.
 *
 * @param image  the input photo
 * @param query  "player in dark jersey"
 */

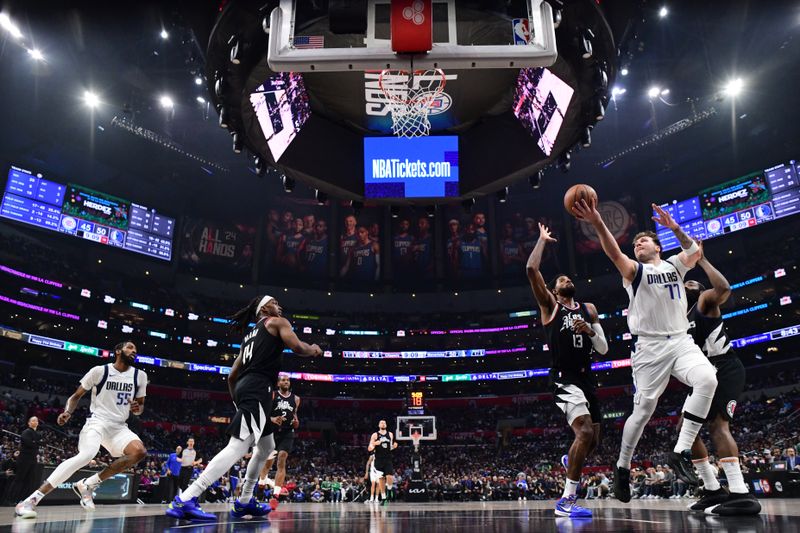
xmin=500 ymin=222 xmax=525 ymax=276
xmin=368 ymin=420 xmax=398 ymax=505
xmin=683 ymin=242 xmax=761 ymax=515
xmin=277 ymin=218 xmax=306 ymax=271
xmin=392 ymin=219 xmax=414 ymax=272
xmin=340 ymin=215 xmax=358 ymax=264
xmin=457 ymin=223 xmax=485 ymax=279
xmin=257 ymin=375 xmax=300 ymax=510
xmin=166 ymin=295 xmax=322 ymax=521
xmin=412 ymin=217 xmax=434 ymax=279
xmin=340 ymin=226 xmax=380 ymax=281
xmin=526 ymin=223 xmax=608 ymax=518
xmin=303 ymin=220 xmax=328 ymax=278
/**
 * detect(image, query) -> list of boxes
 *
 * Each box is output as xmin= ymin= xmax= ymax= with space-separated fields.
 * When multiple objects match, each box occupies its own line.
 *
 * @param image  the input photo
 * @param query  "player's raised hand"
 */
xmin=57 ymin=412 xmax=71 ymax=426
xmin=651 ymin=203 xmax=678 ymax=229
xmin=538 ymin=223 xmax=557 ymax=243
xmin=572 ymin=199 xmax=601 ymax=224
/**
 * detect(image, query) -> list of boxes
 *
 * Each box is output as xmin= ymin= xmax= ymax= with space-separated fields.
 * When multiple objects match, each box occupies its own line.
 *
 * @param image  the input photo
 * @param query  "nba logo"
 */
xmin=512 ymin=18 xmax=530 ymax=45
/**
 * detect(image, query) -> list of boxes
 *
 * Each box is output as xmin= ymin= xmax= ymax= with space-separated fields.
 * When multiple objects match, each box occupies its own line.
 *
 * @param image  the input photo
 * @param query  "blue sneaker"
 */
xmin=555 ymin=495 xmax=592 ymax=518
xmin=561 ymin=454 xmax=569 ymax=469
xmin=166 ymin=496 xmax=217 ymax=521
xmin=230 ymin=497 xmax=271 ymax=518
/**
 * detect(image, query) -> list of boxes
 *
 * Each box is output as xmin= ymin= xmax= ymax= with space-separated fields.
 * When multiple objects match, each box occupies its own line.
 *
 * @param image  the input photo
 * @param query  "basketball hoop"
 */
xmin=378 ymin=68 xmax=446 ymax=138
xmin=410 ymin=430 xmax=422 ymax=452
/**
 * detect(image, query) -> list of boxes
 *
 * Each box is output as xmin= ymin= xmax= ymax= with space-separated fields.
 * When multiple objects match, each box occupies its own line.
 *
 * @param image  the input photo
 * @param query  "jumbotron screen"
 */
xmin=364 ymin=136 xmax=459 ymax=198
xmin=654 ymin=159 xmax=800 ymax=251
xmin=0 ymin=164 xmax=175 ymax=260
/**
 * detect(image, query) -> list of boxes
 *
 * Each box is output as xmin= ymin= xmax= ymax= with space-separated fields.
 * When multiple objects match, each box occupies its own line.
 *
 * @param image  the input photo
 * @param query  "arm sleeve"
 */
xmin=667 ymin=254 xmax=691 ymax=278
xmin=136 ymin=371 xmax=148 ymax=398
xmin=589 ymin=323 xmax=609 ymax=355
xmin=79 ymin=366 xmax=102 ymax=391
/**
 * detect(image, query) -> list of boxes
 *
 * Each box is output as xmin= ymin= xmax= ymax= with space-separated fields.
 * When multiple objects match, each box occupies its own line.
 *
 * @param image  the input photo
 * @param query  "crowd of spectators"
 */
xmin=2 ymin=363 xmax=799 ymax=504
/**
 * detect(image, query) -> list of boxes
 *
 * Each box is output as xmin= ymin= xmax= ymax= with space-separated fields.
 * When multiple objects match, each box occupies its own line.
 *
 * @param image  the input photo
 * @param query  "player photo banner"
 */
xmin=496 ymin=195 xmax=563 ymax=281
xmin=338 ymin=205 xmax=382 ymax=284
xmin=179 ymin=217 xmax=256 ymax=276
xmin=263 ymin=200 xmax=331 ymax=282
xmin=442 ymin=200 xmax=491 ymax=285
xmin=391 ymin=207 xmax=435 ymax=283
xmin=573 ymin=196 xmax=638 ymax=255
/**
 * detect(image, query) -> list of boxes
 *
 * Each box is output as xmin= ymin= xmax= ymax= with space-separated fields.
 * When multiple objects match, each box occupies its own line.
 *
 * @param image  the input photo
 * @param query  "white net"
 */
xmin=379 ymin=69 xmax=446 ymax=138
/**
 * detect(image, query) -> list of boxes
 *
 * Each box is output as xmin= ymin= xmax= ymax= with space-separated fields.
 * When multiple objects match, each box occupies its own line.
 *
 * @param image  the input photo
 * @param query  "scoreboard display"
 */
xmin=407 ymin=390 xmax=425 ymax=414
xmin=655 ymin=159 xmax=800 ymax=251
xmin=1 ymin=164 xmax=175 ymax=261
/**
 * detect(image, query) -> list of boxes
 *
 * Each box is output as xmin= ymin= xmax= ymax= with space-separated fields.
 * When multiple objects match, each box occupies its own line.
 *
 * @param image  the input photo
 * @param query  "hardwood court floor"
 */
xmin=2 ymin=499 xmax=797 ymax=532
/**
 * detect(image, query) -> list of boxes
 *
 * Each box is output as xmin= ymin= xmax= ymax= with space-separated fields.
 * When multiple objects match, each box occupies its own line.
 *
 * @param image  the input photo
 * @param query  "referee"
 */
xmin=178 ymin=438 xmax=199 ymax=492
xmin=8 ymin=417 xmax=41 ymax=503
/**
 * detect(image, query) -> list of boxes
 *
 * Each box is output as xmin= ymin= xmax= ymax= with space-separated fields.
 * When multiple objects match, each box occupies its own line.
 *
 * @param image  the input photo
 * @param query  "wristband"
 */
xmin=681 ymin=240 xmax=699 ymax=256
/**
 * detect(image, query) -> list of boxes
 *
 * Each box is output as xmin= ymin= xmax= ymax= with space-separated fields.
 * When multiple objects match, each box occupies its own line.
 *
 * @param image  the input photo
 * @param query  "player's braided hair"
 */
xmin=228 ymin=296 xmax=263 ymax=334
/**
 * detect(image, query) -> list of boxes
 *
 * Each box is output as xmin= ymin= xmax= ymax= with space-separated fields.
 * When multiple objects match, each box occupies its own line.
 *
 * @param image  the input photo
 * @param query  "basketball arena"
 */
xmin=1 ymin=1 xmax=799 ymax=531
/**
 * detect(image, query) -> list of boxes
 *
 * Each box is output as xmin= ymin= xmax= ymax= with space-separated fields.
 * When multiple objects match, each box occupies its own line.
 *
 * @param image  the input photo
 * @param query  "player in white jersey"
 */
xmin=15 ymin=341 xmax=148 ymax=518
xmin=572 ymin=200 xmax=717 ymax=503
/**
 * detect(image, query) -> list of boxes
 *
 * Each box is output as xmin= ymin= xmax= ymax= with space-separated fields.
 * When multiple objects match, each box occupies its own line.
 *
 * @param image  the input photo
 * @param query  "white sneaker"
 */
xmin=15 ymin=500 xmax=37 ymax=519
xmin=73 ymin=479 xmax=96 ymax=510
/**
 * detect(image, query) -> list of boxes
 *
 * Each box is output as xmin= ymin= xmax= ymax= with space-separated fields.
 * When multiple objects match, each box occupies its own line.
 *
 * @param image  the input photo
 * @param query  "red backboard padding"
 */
xmin=391 ymin=0 xmax=433 ymax=53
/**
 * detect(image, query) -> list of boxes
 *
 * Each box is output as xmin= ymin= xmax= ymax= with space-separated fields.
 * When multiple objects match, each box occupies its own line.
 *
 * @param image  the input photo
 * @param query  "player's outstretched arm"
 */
xmin=58 ymin=386 xmax=88 ymax=425
xmin=651 ymin=203 xmax=700 ymax=268
xmin=525 ymin=223 xmax=558 ymax=318
xmin=275 ymin=317 xmax=323 ymax=357
xmin=696 ymin=241 xmax=731 ymax=312
xmin=572 ymin=199 xmax=638 ymax=282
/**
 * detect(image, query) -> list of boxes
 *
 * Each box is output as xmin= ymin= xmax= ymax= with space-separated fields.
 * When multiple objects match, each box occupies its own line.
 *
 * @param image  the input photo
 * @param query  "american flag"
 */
xmin=292 ymin=35 xmax=324 ymax=49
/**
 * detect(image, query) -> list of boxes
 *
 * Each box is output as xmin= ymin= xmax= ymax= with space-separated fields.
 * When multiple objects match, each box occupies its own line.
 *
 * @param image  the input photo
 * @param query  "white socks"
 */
xmin=26 ymin=490 xmax=45 ymax=506
xmin=720 ymin=457 xmax=748 ymax=493
xmin=562 ymin=478 xmax=580 ymax=499
xmin=693 ymin=458 xmax=721 ymax=491
xmin=617 ymin=440 xmax=635 ymax=470
xmin=85 ymin=473 xmax=102 ymax=487
xmin=674 ymin=418 xmax=703 ymax=453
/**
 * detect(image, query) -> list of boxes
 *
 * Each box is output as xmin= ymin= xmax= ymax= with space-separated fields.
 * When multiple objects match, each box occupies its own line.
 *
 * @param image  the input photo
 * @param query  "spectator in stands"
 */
xmin=783 ymin=448 xmax=799 ymax=471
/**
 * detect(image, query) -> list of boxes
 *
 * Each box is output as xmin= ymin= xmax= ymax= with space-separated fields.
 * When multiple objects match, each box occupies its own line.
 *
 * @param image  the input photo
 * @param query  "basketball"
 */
xmin=563 ymin=184 xmax=598 ymax=216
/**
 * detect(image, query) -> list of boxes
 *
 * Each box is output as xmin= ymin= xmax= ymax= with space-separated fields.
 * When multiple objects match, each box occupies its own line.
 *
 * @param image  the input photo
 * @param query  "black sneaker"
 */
xmin=668 ymin=450 xmax=699 ymax=486
xmin=687 ymin=487 xmax=728 ymax=511
xmin=613 ymin=466 xmax=631 ymax=503
xmin=705 ymin=492 xmax=761 ymax=516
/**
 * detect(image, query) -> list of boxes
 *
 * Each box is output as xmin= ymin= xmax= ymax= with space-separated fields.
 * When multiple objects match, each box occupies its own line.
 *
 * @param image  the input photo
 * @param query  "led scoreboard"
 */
xmin=654 ymin=158 xmax=800 ymax=251
xmin=1 ymin=164 xmax=175 ymax=261
xmin=408 ymin=390 xmax=425 ymax=415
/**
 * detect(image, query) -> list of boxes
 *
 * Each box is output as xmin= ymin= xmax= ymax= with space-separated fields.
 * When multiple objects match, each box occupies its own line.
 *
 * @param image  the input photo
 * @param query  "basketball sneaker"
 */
xmin=613 ymin=466 xmax=631 ymax=503
xmin=687 ymin=487 xmax=728 ymax=511
xmin=561 ymin=454 xmax=569 ymax=469
xmin=73 ymin=479 xmax=96 ymax=510
xmin=269 ymin=496 xmax=280 ymax=511
xmin=166 ymin=496 xmax=216 ymax=521
xmin=668 ymin=450 xmax=700 ymax=486
xmin=554 ymin=495 xmax=592 ymax=518
xmin=14 ymin=500 xmax=37 ymax=519
xmin=705 ymin=492 xmax=761 ymax=516
xmin=230 ymin=497 xmax=271 ymax=518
